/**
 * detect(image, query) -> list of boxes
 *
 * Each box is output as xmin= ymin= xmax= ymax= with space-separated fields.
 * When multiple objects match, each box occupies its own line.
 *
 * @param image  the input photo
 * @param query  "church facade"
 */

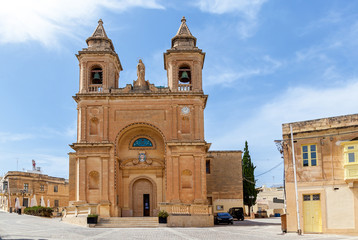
xmin=67 ymin=18 xmax=243 ymax=226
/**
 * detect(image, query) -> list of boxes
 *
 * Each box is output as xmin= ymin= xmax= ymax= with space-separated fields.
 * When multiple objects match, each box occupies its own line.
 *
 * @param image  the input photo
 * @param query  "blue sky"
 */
xmin=1 ymin=0 xmax=358 ymax=187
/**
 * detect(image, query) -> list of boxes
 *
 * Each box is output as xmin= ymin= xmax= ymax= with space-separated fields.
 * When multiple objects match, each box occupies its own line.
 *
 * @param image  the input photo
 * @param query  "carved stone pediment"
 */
xmin=120 ymin=158 xmax=163 ymax=169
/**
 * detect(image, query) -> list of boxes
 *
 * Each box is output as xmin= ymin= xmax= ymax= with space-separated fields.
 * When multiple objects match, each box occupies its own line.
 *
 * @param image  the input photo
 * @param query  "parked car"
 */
xmin=214 ymin=212 xmax=234 ymax=225
xmin=228 ymin=207 xmax=244 ymax=221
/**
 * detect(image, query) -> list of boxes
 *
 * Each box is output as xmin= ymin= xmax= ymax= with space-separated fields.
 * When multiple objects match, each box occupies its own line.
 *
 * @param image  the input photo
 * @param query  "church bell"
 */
xmin=93 ymin=72 xmax=101 ymax=80
xmin=180 ymin=71 xmax=190 ymax=82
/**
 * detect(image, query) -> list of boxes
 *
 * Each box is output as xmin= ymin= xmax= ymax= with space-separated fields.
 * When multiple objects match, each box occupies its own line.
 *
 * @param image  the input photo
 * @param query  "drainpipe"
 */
xmin=290 ymin=124 xmax=302 ymax=235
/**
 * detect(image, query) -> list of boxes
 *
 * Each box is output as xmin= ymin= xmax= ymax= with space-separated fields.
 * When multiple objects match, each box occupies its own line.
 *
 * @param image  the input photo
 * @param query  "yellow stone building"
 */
xmin=282 ymin=114 xmax=358 ymax=234
xmin=65 ymin=18 xmax=243 ymax=227
xmin=0 ymin=171 xmax=69 ymax=212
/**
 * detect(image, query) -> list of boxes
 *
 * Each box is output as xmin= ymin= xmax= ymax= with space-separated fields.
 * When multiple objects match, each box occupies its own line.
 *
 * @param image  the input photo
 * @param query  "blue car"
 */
xmin=214 ymin=212 xmax=234 ymax=225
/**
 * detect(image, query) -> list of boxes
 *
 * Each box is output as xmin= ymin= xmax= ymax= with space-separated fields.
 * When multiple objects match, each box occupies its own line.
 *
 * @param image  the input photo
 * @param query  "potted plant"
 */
xmin=87 ymin=214 xmax=98 ymax=224
xmin=158 ymin=210 xmax=169 ymax=223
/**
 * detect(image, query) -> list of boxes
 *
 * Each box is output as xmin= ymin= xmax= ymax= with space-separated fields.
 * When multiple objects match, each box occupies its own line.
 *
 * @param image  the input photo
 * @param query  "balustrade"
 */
xmin=178 ymin=84 xmax=192 ymax=91
xmin=88 ymin=85 xmax=103 ymax=93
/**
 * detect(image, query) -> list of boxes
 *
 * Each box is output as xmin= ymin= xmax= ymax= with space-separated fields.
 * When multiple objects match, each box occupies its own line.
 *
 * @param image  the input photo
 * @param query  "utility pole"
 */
xmin=290 ymin=124 xmax=302 ymax=235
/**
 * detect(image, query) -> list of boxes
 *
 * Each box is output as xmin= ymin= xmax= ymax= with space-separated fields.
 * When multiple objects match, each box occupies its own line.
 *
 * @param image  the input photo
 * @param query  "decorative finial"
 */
xmin=181 ymin=16 xmax=186 ymax=22
xmin=98 ymin=19 xmax=103 ymax=24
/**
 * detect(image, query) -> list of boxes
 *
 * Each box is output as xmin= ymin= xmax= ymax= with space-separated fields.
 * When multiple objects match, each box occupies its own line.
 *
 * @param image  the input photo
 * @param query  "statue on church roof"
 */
xmin=137 ymin=59 xmax=145 ymax=86
xmin=133 ymin=59 xmax=149 ymax=90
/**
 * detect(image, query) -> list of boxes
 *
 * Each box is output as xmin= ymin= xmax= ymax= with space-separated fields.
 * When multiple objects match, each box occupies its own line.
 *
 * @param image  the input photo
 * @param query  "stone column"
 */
xmin=103 ymin=106 xmax=109 ymax=142
xmin=172 ymin=105 xmax=178 ymax=140
xmin=78 ymin=157 xmax=87 ymax=202
xmin=172 ymin=155 xmax=180 ymax=202
xmin=101 ymin=157 xmax=109 ymax=201
xmin=194 ymin=105 xmax=200 ymax=140
xmin=194 ymin=155 xmax=202 ymax=201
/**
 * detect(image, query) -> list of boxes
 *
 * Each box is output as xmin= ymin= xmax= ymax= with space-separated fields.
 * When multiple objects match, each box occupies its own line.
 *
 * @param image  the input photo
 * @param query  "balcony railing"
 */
xmin=178 ymin=84 xmax=192 ymax=92
xmin=88 ymin=85 xmax=103 ymax=93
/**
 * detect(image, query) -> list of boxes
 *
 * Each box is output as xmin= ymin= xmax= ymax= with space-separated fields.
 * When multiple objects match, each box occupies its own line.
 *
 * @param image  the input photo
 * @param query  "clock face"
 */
xmin=181 ymin=106 xmax=190 ymax=115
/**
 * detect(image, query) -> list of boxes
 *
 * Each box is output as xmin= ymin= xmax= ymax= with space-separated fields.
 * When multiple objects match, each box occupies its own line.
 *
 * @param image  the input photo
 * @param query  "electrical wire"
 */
xmin=256 ymin=161 xmax=283 ymax=177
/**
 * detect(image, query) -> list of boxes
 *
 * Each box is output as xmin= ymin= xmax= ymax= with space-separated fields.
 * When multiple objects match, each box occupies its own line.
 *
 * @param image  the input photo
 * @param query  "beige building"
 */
xmin=252 ymin=185 xmax=285 ymax=217
xmin=282 ymin=114 xmax=358 ymax=234
xmin=0 ymin=171 xmax=69 ymax=212
xmin=65 ymin=18 xmax=243 ymax=227
xmin=206 ymin=151 xmax=243 ymax=214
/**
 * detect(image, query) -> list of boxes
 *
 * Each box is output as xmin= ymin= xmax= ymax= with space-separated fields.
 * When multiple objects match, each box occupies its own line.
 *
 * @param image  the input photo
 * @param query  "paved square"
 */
xmin=0 ymin=211 xmax=356 ymax=240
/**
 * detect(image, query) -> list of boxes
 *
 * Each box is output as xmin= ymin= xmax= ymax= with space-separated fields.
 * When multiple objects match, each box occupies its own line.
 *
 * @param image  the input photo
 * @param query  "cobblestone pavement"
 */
xmin=0 ymin=211 xmax=357 ymax=240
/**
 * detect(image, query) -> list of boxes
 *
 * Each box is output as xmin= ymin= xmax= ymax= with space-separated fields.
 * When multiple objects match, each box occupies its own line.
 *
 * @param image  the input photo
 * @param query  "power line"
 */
xmin=256 ymin=161 xmax=283 ymax=177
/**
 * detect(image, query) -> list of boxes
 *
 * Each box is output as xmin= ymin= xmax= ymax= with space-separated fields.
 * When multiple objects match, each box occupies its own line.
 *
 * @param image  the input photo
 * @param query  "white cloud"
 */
xmin=0 ymin=0 xmax=164 ymax=46
xmin=195 ymin=0 xmax=267 ymax=39
xmin=206 ymin=55 xmax=282 ymax=86
xmin=0 ymin=132 xmax=34 ymax=143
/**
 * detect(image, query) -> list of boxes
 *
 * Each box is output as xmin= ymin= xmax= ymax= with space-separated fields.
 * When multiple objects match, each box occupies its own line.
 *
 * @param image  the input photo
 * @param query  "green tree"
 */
xmin=242 ymin=141 xmax=257 ymax=214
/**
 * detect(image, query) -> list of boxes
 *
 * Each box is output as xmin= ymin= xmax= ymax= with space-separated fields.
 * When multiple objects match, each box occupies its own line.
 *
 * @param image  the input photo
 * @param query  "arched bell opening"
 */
xmin=88 ymin=65 xmax=104 ymax=92
xmin=178 ymin=64 xmax=192 ymax=91
xmin=91 ymin=67 xmax=103 ymax=84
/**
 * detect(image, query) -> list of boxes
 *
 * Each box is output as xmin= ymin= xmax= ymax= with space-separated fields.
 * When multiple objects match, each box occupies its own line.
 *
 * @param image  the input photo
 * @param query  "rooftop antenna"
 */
xmin=16 ymin=158 xmax=18 ymax=171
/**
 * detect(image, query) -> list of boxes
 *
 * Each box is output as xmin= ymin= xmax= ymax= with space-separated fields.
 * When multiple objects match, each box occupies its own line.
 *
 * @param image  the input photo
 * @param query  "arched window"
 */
xmin=91 ymin=67 xmax=103 ymax=85
xmin=89 ymin=171 xmax=99 ymax=189
xmin=133 ymin=138 xmax=153 ymax=147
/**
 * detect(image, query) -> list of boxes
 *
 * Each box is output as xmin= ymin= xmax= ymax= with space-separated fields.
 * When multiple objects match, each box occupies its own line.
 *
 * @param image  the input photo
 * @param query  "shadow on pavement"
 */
xmin=234 ymin=219 xmax=281 ymax=226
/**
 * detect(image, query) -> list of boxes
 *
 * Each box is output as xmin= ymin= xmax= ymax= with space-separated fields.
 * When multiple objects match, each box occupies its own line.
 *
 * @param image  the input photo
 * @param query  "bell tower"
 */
xmin=164 ymin=17 xmax=205 ymax=92
xmin=77 ymin=19 xmax=122 ymax=93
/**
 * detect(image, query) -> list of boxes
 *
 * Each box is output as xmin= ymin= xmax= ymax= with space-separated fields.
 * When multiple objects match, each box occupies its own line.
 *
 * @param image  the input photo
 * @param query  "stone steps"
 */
xmin=95 ymin=217 xmax=160 ymax=228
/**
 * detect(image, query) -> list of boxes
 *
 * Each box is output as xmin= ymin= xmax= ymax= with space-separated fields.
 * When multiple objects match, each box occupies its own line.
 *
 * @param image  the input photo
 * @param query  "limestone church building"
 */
xmin=66 ymin=17 xmax=243 ymax=226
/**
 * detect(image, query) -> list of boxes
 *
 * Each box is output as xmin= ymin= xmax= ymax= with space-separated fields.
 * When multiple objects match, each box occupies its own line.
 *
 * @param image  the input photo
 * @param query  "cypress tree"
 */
xmin=242 ymin=141 xmax=257 ymax=214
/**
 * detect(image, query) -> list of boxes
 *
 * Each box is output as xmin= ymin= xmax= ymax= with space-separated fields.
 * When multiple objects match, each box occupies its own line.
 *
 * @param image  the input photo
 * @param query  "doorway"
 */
xmin=132 ymin=179 xmax=153 ymax=217
xmin=143 ymin=194 xmax=150 ymax=216
xmin=303 ymin=194 xmax=322 ymax=233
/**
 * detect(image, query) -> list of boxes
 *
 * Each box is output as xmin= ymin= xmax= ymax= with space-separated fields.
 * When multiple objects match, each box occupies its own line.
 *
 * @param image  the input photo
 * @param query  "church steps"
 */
xmin=95 ymin=217 xmax=160 ymax=228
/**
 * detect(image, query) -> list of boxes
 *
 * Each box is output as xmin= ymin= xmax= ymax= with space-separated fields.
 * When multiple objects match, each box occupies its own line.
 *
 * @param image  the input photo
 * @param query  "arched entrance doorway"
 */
xmin=115 ymin=123 xmax=165 ymax=217
xmin=132 ymin=178 xmax=154 ymax=216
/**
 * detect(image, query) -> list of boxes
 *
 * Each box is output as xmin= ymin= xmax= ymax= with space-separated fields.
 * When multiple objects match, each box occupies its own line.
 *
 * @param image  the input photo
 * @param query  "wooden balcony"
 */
xmin=344 ymin=163 xmax=358 ymax=187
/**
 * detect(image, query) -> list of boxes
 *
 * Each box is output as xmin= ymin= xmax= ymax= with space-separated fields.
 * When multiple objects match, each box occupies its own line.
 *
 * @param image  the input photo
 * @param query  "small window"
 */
xmin=54 ymin=185 xmax=58 ymax=192
xmin=312 ymin=194 xmax=320 ymax=201
xmin=24 ymin=183 xmax=29 ymax=192
xmin=54 ymin=200 xmax=59 ymax=207
xmin=349 ymin=153 xmax=355 ymax=163
xmin=344 ymin=143 xmax=358 ymax=164
xmin=303 ymin=195 xmax=310 ymax=201
xmin=206 ymin=160 xmax=211 ymax=174
xmin=302 ymin=144 xmax=317 ymax=167
xmin=40 ymin=185 xmax=44 ymax=191
xmin=133 ymin=138 xmax=153 ymax=147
